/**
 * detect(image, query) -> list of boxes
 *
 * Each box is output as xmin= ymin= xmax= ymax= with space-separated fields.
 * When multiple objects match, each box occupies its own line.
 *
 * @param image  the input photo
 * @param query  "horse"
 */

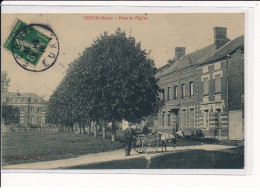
xmin=157 ymin=130 xmax=184 ymax=152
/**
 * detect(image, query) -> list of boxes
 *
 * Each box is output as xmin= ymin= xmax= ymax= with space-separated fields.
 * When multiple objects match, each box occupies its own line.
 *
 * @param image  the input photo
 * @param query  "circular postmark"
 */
xmin=11 ymin=24 xmax=59 ymax=72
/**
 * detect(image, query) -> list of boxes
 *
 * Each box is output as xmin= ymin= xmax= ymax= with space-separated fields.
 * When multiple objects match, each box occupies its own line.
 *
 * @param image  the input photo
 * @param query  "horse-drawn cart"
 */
xmin=132 ymin=130 xmax=184 ymax=154
xmin=133 ymin=133 xmax=160 ymax=153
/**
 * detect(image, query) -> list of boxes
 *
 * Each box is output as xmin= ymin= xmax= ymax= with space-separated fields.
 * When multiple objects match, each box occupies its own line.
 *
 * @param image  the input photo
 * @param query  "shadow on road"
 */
xmin=64 ymin=147 xmax=244 ymax=169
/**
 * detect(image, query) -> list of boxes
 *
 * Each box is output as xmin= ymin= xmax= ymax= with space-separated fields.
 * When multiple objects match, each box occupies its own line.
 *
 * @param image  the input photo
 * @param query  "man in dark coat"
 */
xmin=124 ymin=123 xmax=138 ymax=156
xmin=141 ymin=122 xmax=151 ymax=135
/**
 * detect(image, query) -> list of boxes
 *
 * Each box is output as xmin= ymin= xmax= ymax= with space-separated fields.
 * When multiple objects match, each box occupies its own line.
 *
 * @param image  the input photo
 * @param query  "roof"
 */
xmin=2 ymin=92 xmax=16 ymax=98
xmin=23 ymin=93 xmax=41 ymax=99
xmin=201 ymin=35 xmax=244 ymax=65
xmin=2 ymin=92 xmax=42 ymax=99
xmin=156 ymin=63 xmax=171 ymax=72
xmin=162 ymin=44 xmax=217 ymax=76
xmin=160 ymin=35 xmax=244 ymax=77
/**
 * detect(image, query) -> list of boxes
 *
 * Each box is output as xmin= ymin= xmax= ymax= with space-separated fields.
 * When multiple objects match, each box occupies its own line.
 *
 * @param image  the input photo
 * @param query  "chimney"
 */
xmin=175 ymin=47 xmax=185 ymax=61
xmin=214 ymin=27 xmax=228 ymax=49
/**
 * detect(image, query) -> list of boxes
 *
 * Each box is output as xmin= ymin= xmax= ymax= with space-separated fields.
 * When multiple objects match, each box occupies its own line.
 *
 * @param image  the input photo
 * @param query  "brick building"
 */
xmin=2 ymin=91 xmax=46 ymax=127
xmin=148 ymin=27 xmax=244 ymax=140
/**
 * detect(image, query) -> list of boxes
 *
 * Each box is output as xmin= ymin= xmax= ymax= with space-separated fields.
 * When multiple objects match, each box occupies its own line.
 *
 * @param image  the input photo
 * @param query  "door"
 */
xmin=229 ymin=110 xmax=243 ymax=140
xmin=172 ymin=109 xmax=179 ymax=132
xmin=215 ymin=109 xmax=221 ymax=137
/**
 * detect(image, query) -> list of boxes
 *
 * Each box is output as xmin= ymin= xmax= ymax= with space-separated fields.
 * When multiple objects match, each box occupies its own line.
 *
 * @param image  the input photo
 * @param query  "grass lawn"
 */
xmin=2 ymin=131 xmax=123 ymax=166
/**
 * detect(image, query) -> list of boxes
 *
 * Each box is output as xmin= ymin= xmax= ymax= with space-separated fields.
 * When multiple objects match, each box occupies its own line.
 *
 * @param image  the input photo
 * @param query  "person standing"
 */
xmin=124 ymin=123 xmax=137 ymax=156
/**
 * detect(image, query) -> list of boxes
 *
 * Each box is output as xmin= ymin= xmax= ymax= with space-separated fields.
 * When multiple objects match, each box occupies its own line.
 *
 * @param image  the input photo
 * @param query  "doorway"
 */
xmin=215 ymin=109 xmax=221 ymax=137
xmin=172 ymin=109 xmax=179 ymax=132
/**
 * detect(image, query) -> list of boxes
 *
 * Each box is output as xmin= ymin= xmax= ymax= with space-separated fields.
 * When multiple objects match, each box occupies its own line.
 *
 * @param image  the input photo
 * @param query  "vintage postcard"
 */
xmin=1 ymin=12 xmax=246 ymax=173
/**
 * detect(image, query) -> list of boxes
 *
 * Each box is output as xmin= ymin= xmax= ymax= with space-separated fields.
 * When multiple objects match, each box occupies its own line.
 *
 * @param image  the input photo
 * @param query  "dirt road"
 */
xmin=2 ymin=144 xmax=238 ymax=170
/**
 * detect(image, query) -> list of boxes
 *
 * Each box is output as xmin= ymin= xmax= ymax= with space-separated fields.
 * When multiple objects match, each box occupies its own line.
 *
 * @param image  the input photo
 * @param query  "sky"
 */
xmin=1 ymin=13 xmax=244 ymax=99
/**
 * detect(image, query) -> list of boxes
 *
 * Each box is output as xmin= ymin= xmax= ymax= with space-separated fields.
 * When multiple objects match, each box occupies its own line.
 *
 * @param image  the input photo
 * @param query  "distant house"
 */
xmin=148 ymin=27 xmax=244 ymax=140
xmin=2 ymin=92 xmax=46 ymax=127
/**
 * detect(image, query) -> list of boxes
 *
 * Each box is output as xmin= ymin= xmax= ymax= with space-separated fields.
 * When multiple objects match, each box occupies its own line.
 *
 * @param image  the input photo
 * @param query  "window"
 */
xmin=162 ymin=89 xmax=165 ymax=101
xmin=188 ymin=109 xmax=195 ymax=127
xmin=182 ymin=109 xmax=187 ymax=127
xmin=162 ymin=114 xmax=165 ymax=127
xmin=203 ymin=110 xmax=209 ymax=129
xmin=173 ymin=85 xmax=178 ymax=100
xmin=168 ymin=114 xmax=171 ymax=126
xmin=167 ymin=87 xmax=171 ymax=101
xmin=215 ymin=74 xmax=221 ymax=94
xmin=189 ymin=82 xmax=194 ymax=97
xmin=181 ymin=84 xmax=186 ymax=99
xmin=203 ymin=78 xmax=209 ymax=95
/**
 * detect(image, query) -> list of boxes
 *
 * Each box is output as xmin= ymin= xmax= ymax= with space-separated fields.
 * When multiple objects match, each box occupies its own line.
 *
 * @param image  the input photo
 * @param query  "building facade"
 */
xmin=148 ymin=27 xmax=244 ymax=140
xmin=2 ymin=92 xmax=46 ymax=127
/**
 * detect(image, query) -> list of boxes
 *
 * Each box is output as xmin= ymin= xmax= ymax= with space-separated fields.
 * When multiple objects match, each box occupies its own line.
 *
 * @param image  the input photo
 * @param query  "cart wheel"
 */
xmin=143 ymin=138 xmax=158 ymax=153
xmin=133 ymin=137 xmax=146 ymax=153
xmin=150 ymin=140 xmax=159 ymax=153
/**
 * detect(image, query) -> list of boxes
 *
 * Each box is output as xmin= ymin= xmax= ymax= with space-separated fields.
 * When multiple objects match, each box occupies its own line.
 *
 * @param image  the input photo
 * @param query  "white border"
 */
xmin=1 ymin=1 xmax=258 ymax=188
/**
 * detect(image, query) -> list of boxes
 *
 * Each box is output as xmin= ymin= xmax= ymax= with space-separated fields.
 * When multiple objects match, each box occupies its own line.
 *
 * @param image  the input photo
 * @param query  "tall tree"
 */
xmin=81 ymin=28 xmax=160 ymax=141
xmin=1 ymin=71 xmax=10 ymax=93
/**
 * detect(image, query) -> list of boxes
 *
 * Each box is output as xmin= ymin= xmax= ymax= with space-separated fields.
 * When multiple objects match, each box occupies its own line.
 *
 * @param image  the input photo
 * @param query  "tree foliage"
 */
xmin=46 ymin=28 xmax=160 ymax=139
xmin=2 ymin=105 xmax=20 ymax=125
xmin=1 ymin=71 xmax=10 ymax=93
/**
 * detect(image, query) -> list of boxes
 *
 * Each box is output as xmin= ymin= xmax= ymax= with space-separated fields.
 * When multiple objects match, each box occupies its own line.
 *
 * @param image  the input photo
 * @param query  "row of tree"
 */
xmin=46 ymin=28 xmax=160 ymax=141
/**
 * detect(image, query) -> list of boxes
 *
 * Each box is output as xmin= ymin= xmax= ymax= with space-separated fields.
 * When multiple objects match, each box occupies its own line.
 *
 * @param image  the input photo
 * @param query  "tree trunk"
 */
xmin=88 ymin=122 xmax=91 ymax=135
xmin=111 ymin=121 xmax=116 ymax=142
xmin=94 ymin=122 xmax=97 ymax=138
xmin=101 ymin=123 xmax=106 ymax=139
xmin=82 ymin=122 xmax=86 ymax=134
xmin=79 ymin=121 xmax=82 ymax=134
xmin=72 ymin=123 xmax=75 ymax=133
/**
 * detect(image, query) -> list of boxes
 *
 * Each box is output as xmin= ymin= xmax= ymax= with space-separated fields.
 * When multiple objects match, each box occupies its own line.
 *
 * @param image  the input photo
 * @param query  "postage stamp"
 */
xmin=3 ymin=19 xmax=59 ymax=72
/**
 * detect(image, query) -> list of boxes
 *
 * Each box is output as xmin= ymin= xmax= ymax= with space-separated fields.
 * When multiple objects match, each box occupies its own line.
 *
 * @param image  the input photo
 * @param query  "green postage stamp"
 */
xmin=3 ymin=19 xmax=59 ymax=72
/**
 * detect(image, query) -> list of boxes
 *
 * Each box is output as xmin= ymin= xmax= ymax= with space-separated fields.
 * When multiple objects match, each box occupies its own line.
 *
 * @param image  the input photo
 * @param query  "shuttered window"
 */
xmin=162 ymin=89 xmax=165 ymax=101
xmin=173 ymin=85 xmax=178 ymax=100
xmin=189 ymin=81 xmax=194 ymax=97
xmin=162 ymin=114 xmax=165 ymax=127
xmin=215 ymin=74 xmax=221 ymax=93
xmin=203 ymin=78 xmax=209 ymax=95
xmin=182 ymin=109 xmax=187 ymax=127
xmin=167 ymin=87 xmax=171 ymax=101
xmin=188 ymin=109 xmax=195 ymax=127
xmin=168 ymin=114 xmax=171 ymax=126
xmin=203 ymin=110 xmax=209 ymax=129
xmin=181 ymin=84 xmax=186 ymax=99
